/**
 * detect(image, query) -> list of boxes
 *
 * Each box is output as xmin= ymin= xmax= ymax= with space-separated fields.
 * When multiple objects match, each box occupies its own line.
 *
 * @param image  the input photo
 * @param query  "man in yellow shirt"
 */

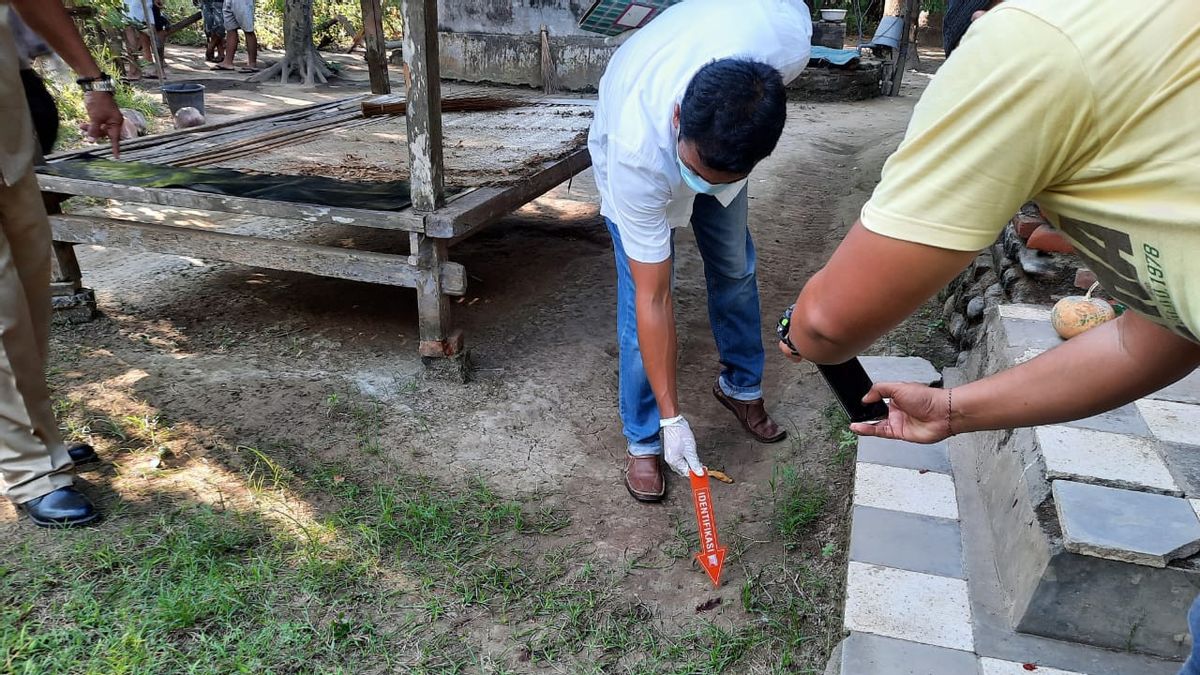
xmin=777 ymin=0 xmax=1200 ymax=670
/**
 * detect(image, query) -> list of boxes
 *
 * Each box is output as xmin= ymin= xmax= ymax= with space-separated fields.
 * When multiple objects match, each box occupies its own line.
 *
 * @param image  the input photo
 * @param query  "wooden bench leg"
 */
xmin=44 ymin=194 xmax=97 ymax=323
xmin=412 ymin=233 xmax=463 ymax=358
xmin=50 ymin=240 xmax=81 ymax=290
xmin=49 ymin=241 xmax=97 ymax=323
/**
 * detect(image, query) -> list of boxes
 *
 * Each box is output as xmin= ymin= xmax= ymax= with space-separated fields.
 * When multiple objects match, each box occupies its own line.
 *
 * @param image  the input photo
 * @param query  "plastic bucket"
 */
xmin=870 ymin=15 xmax=904 ymax=49
xmin=161 ymin=82 xmax=205 ymax=116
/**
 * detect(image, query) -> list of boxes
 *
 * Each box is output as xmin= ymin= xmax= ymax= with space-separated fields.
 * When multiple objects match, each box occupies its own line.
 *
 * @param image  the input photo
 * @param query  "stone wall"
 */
xmin=428 ymin=3 xmax=885 ymax=95
xmin=434 ymin=32 xmax=615 ymax=91
xmin=788 ymin=60 xmax=882 ymax=102
xmin=438 ymin=0 xmax=592 ymax=36
xmin=429 ymin=0 xmax=611 ymax=91
xmin=939 ymin=202 xmax=1093 ymax=367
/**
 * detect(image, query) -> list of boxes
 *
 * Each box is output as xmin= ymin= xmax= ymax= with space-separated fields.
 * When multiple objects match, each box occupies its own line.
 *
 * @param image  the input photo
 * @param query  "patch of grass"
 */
xmin=241 ymin=444 xmax=294 ymax=494
xmin=0 ymin=508 xmax=386 ymax=674
xmin=323 ymin=392 xmax=386 ymax=455
xmin=823 ymin=402 xmax=858 ymax=465
xmin=54 ymin=396 xmax=174 ymax=460
xmin=770 ymin=465 xmax=829 ymax=547
xmin=349 ymin=401 xmax=385 ymax=455
xmin=3 ymin=444 xmax=843 ymax=673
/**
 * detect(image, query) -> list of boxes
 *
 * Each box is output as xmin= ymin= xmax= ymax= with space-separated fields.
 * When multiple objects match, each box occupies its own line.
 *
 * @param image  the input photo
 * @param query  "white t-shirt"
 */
xmin=588 ymin=0 xmax=812 ymax=264
xmin=124 ymin=0 xmax=149 ymax=24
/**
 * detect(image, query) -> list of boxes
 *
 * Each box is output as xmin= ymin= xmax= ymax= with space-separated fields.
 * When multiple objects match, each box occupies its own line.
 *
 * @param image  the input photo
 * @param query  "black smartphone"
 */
xmin=816 ymin=358 xmax=890 ymax=423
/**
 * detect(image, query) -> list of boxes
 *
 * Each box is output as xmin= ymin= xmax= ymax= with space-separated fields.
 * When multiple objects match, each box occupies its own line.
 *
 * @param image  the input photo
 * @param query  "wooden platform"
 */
xmin=39 ymin=92 xmax=593 ymax=357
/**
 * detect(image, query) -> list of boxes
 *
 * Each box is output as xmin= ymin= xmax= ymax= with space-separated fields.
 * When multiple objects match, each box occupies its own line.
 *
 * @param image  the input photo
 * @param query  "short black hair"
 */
xmin=679 ymin=58 xmax=787 ymax=175
xmin=943 ymin=0 xmax=991 ymax=56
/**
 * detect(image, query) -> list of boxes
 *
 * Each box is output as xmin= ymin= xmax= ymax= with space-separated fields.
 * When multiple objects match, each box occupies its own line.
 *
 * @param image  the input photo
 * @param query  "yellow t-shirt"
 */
xmin=861 ymin=0 xmax=1200 ymax=342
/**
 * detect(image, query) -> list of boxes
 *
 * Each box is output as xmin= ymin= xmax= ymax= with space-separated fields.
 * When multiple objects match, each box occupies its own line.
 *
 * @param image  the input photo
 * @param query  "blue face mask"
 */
xmin=677 ymin=152 xmax=722 ymax=195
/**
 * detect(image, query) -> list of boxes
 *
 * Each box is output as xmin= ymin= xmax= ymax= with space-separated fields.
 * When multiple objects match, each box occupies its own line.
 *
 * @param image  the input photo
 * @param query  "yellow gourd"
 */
xmin=1051 ymin=282 xmax=1116 ymax=339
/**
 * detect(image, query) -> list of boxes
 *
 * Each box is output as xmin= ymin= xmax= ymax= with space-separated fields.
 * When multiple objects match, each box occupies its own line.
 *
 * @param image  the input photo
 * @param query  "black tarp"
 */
xmin=41 ymin=158 xmax=452 ymax=212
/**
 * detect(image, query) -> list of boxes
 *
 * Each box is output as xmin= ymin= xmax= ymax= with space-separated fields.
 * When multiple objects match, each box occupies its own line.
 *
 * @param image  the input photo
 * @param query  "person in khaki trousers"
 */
xmin=0 ymin=0 xmax=122 ymax=526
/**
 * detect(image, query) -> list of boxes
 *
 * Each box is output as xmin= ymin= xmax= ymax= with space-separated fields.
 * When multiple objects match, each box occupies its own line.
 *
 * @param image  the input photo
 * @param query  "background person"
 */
xmin=121 ymin=0 xmax=166 ymax=79
xmin=196 ymin=0 xmax=225 ymax=63
xmin=215 ymin=0 xmax=256 ymax=73
xmin=588 ymin=0 xmax=811 ymax=502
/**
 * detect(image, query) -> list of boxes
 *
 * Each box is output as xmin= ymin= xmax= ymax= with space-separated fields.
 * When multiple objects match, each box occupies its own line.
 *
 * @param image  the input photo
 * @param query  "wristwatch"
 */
xmin=776 ymin=304 xmax=800 ymax=356
xmin=77 ymin=74 xmax=116 ymax=93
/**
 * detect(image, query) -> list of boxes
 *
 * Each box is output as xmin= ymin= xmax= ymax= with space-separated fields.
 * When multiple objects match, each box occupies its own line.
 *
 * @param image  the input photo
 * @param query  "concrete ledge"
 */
xmin=964 ymin=305 xmax=1200 ymax=660
xmin=788 ymin=61 xmax=883 ymax=102
xmin=432 ymin=31 xmax=614 ymax=92
xmin=431 ymin=31 xmax=883 ymax=99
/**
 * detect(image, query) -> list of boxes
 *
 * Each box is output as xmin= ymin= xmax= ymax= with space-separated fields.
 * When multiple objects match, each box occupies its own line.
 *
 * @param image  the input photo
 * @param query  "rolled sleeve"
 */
xmin=606 ymin=146 xmax=673 ymax=264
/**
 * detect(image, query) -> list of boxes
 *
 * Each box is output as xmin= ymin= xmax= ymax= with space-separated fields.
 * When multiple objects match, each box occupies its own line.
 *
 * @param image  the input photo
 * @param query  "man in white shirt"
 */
xmin=588 ymin=0 xmax=811 ymax=502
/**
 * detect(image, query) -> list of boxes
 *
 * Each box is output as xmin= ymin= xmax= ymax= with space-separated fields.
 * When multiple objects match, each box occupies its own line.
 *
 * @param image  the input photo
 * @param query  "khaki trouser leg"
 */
xmin=0 ymin=171 xmax=73 ymax=504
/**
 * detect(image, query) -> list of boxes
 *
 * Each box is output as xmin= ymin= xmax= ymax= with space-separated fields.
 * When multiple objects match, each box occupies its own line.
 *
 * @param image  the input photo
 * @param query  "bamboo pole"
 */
xmin=138 ymin=0 xmax=168 ymax=93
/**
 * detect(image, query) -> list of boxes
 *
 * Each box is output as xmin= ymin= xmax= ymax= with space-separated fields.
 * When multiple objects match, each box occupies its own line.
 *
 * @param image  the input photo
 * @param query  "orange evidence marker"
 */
xmin=690 ymin=468 xmax=727 ymax=587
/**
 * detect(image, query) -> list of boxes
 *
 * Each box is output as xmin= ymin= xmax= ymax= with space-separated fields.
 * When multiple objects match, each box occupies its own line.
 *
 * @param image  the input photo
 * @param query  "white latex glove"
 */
xmin=661 ymin=415 xmax=703 ymax=478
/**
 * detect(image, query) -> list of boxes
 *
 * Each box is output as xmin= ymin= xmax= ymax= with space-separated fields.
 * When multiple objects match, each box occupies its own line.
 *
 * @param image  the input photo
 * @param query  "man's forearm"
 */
xmin=788 ymin=222 xmax=978 ymax=365
xmin=635 ymin=291 xmax=680 ymax=419
xmin=11 ymin=0 xmax=104 ymax=78
xmin=954 ymin=311 xmax=1200 ymax=434
xmin=790 ymin=267 xmax=863 ymax=364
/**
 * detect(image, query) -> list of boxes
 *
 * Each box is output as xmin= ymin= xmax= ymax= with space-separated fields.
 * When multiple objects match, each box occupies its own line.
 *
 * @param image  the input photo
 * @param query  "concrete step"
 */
xmin=962 ymin=305 xmax=1200 ymax=660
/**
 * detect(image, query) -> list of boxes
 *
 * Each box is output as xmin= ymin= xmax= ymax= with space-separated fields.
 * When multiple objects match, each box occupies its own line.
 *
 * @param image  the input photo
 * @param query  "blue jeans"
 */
xmin=608 ymin=188 xmax=765 ymax=456
xmin=1181 ymin=594 xmax=1200 ymax=674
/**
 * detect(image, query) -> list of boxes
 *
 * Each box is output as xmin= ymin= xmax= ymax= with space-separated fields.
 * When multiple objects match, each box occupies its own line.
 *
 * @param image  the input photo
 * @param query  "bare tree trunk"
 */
xmin=249 ymin=0 xmax=332 ymax=85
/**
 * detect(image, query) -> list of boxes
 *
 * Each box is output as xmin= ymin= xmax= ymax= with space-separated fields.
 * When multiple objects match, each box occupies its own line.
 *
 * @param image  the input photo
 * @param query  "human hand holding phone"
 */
xmin=850 ymin=382 xmax=953 ymax=444
xmin=816 ymin=358 xmax=890 ymax=424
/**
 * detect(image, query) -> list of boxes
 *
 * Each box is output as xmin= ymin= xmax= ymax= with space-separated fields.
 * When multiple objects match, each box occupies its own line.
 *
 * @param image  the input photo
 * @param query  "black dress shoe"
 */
xmin=67 ymin=442 xmax=98 ymax=465
xmin=20 ymin=486 xmax=101 ymax=528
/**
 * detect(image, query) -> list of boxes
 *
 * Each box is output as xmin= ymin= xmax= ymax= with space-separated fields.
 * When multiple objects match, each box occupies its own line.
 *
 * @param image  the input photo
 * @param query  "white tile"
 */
xmin=1137 ymin=398 xmax=1200 ymax=446
xmin=854 ymin=463 xmax=959 ymax=520
xmin=1013 ymin=347 xmax=1046 ymax=365
xmin=998 ymin=304 xmax=1053 ymax=322
xmin=844 ymin=562 xmax=974 ymax=652
xmin=979 ymin=657 xmax=1085 ymax=675
xmin=1035 ymin=425 xmax=1179 ymax=494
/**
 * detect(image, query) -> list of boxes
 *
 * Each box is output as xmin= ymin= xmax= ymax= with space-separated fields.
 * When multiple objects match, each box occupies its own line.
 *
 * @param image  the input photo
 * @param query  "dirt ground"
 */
xmin=4 ymin=47 xmax=952 ymax=672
